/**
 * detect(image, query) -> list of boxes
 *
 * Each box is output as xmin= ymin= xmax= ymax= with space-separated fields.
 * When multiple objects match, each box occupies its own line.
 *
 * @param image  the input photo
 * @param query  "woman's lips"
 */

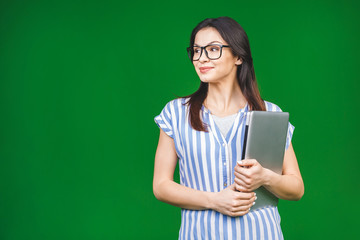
xmin=199 ymin=67 xmax=213 ymax=73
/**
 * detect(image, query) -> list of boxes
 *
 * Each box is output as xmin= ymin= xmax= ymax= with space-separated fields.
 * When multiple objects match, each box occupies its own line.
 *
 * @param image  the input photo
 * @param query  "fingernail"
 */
xmin=254 ymin=192 xmax=257 ymax=196
xmin=237 ymin=160 xmax=243 ymax=165
xmin=253 ymin=202 xmax=255 ymax=205
xmin=255 ymin=196 xmax=257 ymax=200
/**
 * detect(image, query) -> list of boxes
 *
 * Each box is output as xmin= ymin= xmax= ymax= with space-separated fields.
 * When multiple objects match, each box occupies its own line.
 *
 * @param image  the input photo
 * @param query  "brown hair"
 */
xmin=185 ymin=17 xmax=265 ymax=131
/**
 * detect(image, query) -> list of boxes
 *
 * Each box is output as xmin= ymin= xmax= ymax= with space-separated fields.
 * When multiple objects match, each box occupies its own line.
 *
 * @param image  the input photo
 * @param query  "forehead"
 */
xmin=194 ymin=27 xmax=227 ymax=46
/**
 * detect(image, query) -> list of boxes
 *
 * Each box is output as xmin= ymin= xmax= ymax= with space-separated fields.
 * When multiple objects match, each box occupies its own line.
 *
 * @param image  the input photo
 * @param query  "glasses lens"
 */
xmin=192 ymin=47 xmax=202 ymax=60
xmin=205 ymin=45 xmax=221 ymax=59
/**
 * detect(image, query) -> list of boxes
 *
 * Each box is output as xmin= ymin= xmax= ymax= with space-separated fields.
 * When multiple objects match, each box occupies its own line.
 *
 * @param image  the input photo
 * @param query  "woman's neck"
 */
xmin=204 ymin=80 xmax=247 ymax=117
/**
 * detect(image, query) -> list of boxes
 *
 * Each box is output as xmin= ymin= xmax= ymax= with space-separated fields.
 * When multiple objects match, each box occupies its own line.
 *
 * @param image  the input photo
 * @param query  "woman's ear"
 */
xmin=235 ymin=57 xmax=243 ymax=65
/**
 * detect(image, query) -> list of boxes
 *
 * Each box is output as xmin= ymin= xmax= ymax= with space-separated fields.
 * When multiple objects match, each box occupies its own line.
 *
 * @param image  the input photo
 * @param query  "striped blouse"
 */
xmin=154 ymin=98 xmax=295 ymax=240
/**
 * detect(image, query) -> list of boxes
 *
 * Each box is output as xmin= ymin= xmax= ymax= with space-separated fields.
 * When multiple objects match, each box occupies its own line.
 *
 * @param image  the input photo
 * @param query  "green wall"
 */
xmin=1 ymin=0 xmax=359 ymax=239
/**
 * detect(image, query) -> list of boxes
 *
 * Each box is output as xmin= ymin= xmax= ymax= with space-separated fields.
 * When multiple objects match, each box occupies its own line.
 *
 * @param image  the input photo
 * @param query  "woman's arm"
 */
xmin=153 ymin=129 xmax=256 ymax=217
xmin=234 ymin=143 xmax=304 ymax=200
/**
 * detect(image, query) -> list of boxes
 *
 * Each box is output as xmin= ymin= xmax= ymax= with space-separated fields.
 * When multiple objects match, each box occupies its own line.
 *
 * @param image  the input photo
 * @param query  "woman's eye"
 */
xmin=210 ymin=47 xmax=220 ymax=52
xmin=194 ymin=48 xmax=201 ymax=53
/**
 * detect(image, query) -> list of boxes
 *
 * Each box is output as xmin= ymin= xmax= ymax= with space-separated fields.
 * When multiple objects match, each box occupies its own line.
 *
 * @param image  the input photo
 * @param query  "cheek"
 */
xmin=194 ymin=65 xmax=203 ymax=76
xmin=194 ymin=68 xmax=201 ymax=77
xmin=219 ymin=62 xmax=236 ymax=74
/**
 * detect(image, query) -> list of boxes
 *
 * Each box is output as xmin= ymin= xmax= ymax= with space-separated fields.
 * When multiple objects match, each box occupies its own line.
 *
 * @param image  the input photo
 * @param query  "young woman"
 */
xmin=153 ymin=16 xmax=304 ymax=239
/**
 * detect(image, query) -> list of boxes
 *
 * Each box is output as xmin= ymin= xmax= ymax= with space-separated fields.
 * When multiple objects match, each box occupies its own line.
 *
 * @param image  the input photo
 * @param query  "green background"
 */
xmin=1 ymin=0 xmax=359 ymax=239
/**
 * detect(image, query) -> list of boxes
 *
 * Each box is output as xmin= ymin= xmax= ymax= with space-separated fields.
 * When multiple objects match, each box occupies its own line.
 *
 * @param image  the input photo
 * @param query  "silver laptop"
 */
xmin=241 ymin=111 xmax=289 ymax=211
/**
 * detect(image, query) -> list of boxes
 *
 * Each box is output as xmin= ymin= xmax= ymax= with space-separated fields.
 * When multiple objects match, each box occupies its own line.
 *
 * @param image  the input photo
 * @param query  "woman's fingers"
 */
xmin=234 ymin=169 xmax=248 ymax=182
xmin=228 ymin=209 xmax=250 ymax=217
xmin=228 ymin=201 xmax=256 ymax=217
xmin=234 ymin=171 xmax=254 ymax=191
xmin=235 ymin=191 xmax=255 ymax=200
xmin=234 ymin=182 xmax=250 ymax=192
xmin=238 ymin=159 xmax=258 ymax=167
xmin=231 ymin=199 xmax=255 ymax=211
xmin=234 ymin=164 xmax=251 ymax=178
xmin=234 ymin=172 xmax=250 ymax=186
xmin=215 ymin=185 xmax=256 ymax=217
xmin=235 ymin=183 xmax=250 ymax=192
xmin=228 ymin=195 xmax=257 ymax=216
xmin=234 ymin=158 xmax=266 ymax=192
xmin=229 ymin=183 xmax=237 ymax=191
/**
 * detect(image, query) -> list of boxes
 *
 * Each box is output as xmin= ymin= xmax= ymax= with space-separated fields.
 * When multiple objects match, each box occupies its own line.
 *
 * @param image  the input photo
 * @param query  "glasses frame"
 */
xmin=187 ymin=44 xmax=230 ymax=61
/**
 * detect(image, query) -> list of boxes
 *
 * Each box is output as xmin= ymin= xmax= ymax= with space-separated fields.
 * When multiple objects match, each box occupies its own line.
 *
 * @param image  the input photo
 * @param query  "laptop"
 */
xmin=241 ymin=111 xmax=289 ymax=211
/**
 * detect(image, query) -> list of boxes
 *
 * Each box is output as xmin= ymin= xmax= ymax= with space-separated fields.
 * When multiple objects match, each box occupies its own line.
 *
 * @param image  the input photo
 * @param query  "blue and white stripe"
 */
xmin=155 ymin=98 xmax=294 ymax=240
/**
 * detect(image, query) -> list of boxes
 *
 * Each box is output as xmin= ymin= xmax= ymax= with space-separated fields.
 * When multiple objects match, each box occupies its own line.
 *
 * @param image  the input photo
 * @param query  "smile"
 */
xmin=199 ymin=67 xmax=213 ymax=73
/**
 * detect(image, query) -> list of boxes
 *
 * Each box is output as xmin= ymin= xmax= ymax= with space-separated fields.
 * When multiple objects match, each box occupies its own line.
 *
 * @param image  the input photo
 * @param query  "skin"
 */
xmin=153 ymin=27 xmax=304 ymax=217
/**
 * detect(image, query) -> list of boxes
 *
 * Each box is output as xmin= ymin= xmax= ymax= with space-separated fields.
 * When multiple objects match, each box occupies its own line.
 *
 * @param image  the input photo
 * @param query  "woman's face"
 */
xmin=192 ymin=27 xmax=242 ymax=84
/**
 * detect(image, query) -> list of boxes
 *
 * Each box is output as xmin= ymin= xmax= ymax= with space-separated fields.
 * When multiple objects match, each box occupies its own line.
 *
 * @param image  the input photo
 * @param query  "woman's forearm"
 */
xmin=153 ymin=179 xmax=215 ymax=210
xmin=263 ymin=168 xmax=304 ymax=201
xmin=153 ymin=179 xmax=256 ymax=217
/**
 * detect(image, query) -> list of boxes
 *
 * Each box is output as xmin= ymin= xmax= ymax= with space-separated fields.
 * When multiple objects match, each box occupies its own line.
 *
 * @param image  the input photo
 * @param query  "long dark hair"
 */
xmin=185 ymin=16 xmax=265 ymax=132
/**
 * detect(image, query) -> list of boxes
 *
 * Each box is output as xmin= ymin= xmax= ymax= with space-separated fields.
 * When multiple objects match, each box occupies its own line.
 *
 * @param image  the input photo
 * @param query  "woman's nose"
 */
xmin=198 ymin=49 xmax=210 ymax=62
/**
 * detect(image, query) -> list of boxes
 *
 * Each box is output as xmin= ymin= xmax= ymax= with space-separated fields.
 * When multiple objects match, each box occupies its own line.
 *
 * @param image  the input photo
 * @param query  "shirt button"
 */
xmin=222 ymin=143 xmax=226 ymax=146
xmin=223 ymin=162 xmax=226 ymax=166
xmin=224 ymin=183 xmax=227 ymax=187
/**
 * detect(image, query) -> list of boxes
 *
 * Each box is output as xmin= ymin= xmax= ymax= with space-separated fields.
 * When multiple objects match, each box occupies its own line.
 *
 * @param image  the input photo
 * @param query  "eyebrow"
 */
xmin=194 ymin=41 xmax=223 ymax=46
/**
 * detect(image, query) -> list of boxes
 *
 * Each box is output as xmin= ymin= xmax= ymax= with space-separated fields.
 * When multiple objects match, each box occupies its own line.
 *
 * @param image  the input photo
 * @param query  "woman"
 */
xmin=153 ymin=16 xmax=304 ymax=239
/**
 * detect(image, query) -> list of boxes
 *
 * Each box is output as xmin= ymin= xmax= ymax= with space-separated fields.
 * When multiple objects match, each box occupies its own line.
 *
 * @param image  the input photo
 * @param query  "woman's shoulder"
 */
xmin=163 ymin=97 xmax=189 ymax=110
xmin=159 ymin=97 xmax=189 ymax=116
xmin=263 ymin=100 xmax=284 ymax=112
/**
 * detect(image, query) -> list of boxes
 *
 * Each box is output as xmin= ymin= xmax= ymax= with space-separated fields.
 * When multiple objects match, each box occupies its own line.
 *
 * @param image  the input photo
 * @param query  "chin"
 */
xmin=199 ymin=77 xmax=209 ymax=83
xmin=198 ymin=73 xmax=214 ymax=83
xmin=199 ymin=76 xmax=218 ymax=84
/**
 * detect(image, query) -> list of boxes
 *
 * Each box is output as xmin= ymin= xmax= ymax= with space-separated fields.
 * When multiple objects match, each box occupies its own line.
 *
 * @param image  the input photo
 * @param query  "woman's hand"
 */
xmin=211 ymin=183 xmax=256 ymax=217
xmin=234 ymin=159 xmax=269 ymax=192
xmin=234 ymin=144 xmax=304 ymax=200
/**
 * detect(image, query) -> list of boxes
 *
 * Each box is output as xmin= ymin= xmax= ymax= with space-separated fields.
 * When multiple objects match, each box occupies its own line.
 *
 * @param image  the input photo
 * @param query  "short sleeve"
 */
xmin=265 ymin=101 xmax=295 ymax=150
xmin=285 ymin=122 xmax=295 ymax=150
xmin=154 ymin=101 xmax=174 ymax=139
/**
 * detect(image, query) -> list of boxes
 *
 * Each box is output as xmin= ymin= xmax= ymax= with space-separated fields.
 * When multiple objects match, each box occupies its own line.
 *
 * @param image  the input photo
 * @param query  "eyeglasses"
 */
xmin=187 ymin=44 xmax=230 ymax=61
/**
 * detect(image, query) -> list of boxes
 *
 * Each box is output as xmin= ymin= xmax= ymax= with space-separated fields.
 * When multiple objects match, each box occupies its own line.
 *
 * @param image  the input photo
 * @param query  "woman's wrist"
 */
xmin=204 ymin=191 xmax=217 ymax=210
xmin=262 ymin=168 xmax=277 ymax=188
